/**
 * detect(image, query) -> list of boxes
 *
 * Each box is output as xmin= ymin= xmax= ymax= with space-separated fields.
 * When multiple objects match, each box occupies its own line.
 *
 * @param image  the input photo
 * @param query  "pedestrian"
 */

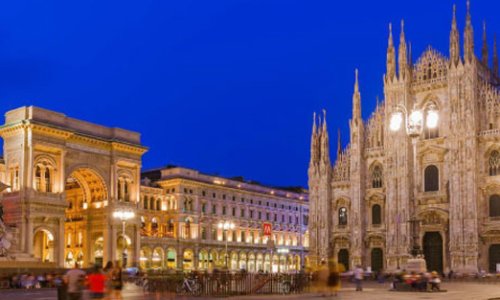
xmin=103 ymin=261 xmax=114 ymax=298
xmin=327 ymin=259 xmax=341 ymax=297
xmin=353 ymin=265 xmax=364 ymax=291
xmin=316 ymin=259 xmax=329 ymax=296
xmin=110 ymin=260 xmax=123 ymax=300
xmin=65 ymin=262 xmax=86 ymax=300
xmin=87 ymin=265 xmax=106 ymax=299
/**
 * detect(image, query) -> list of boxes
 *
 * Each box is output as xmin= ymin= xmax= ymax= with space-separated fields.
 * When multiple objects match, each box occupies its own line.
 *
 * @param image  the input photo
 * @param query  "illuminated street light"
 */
xmin=390 ymin=104 xmax=439 ymax=266
xmin=113 ymin=209 xmax=135 ymax=267
xmin=218 ymin=220 xmax=235 ymax=269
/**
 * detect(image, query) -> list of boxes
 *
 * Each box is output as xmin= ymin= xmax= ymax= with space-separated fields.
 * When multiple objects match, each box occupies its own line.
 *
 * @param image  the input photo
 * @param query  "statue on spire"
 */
xmin=386 ymin=23 xmax=396 ymax=80
xmin=450 ymin=4 xmax=460 ymax=67
xmin=464 ymin=0 xmax=474 ymax=63
xmin=352 ymin=69 xmax=361 ymax=122
xmin=482 ymin=21 xmax=488 ymax=65
xmin=494 ymin=34 xmax=499 ymax=76
xmin=398 ymin=20 xmax=408 ymax=79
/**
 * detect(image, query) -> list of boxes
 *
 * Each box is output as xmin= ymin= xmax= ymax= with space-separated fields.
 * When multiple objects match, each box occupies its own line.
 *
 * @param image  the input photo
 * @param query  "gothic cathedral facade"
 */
xmin=308 ymin=3 xmax=500 ymax=274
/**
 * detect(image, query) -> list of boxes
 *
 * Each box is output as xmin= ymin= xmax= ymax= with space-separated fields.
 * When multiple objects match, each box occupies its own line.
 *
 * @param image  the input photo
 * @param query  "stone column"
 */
xmin=193 ymin=247 xmax=199 ymax=270
xmin=132 ymin=225 xmax=140 ymax=267
xmin=26 ymin=217 xmax=33 ymax=255
xmin=57 ymin=218 xmax=65 ymax=267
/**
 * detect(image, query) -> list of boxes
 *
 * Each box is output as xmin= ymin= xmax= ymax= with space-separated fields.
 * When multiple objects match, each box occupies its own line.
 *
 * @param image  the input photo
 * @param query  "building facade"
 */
xmin=0 ymin=106 xmax=309 ymax=271
xmin=308 ymin=4 xmax=500 ymax=274
xmin=139 ymin=167 xmax=309 ymax=272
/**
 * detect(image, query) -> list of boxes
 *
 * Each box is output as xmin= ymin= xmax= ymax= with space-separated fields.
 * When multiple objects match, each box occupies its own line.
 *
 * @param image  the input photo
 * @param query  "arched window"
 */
xmin=117 ymin=179 xmax=123 ymax=200
xmin=143 ymin=196 xmax=148 ymax=209
xmin=372 ymin=204 xmax=382 ymax=225
xmin=372 ymin=165 xmax=383 ymax=188
xmin=338 ymin=207 xmax=348 ymax=226
xmin=167 ymin=219 xmax=174 ymax=233
xmin=151 ymin=218 xmax=158 ymax=233
xmin=149 ymin=198 xmax=155 ymax=210
xmin=124 ymin=181 xmax=130 ymax=202
xmin=424 ymin=104 xmax=439 ymax=139
xmin=35 ymin=166 xmax=42 ymax=191
xmin=45 ymin=169 xmax=52 ymax=192
xmin=424 ymin=165 xmax=439 ymax=192
xmin=489 ymin=195 xmax=500 ymax=217
xmin=489 ymin=151 xmax=500 ymax=176
xmin=156 ymin=199 xmax=161 ymax=211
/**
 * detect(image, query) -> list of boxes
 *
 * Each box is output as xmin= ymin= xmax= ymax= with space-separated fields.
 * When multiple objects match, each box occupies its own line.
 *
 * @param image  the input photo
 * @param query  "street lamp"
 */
xmin=113 ymin=209 xmax=135 ymax=267
xmin=389 ymin=104 xmax=439 ymax=263
xmin=218 ymin=220 xmax=235 ymax=269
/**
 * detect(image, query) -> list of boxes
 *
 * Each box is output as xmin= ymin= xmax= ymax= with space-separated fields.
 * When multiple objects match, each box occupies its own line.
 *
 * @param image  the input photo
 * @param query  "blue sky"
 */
xmin=0 ymin=0 xmax=498 ymax=187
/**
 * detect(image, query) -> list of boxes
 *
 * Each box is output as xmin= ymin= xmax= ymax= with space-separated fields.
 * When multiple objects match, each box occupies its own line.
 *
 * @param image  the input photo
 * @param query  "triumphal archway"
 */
xmin=0 ymin=106 xmax=147 ymax=267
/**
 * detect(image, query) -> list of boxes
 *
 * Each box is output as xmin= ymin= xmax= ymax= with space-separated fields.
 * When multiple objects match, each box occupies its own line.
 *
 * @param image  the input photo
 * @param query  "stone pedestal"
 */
xmin=405 ymin=258 xmax=427 ymax=273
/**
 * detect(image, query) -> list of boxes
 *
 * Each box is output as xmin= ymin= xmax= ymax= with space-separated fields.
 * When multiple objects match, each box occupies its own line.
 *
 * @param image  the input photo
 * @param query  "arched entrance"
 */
xmin=33 ymin=229 xmax=55 ymax=263
xmin=489 ymin=244 xmax=500 ymax=273
xmin=338 ymin=249 xmax=349 ymax=271
xmin=65 ymin=167 xmax=108 ymax=267
xmin=116 ymin=235 xmax=132 ymax=268
xmin=423 ymin=232 xmax=443 ymax=273
xmin=93 ymin=237 xmax=104 ymax=267
xmin=371 ymin=248 xmax=383 ymax=272
xmin=152 ymin=247 xmax=164 ymax=269
xmin=166 ymin=248 xmax=176 ymax=269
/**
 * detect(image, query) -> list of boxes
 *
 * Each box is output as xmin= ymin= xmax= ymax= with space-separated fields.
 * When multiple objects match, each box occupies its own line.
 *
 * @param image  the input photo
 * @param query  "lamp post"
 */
xmin=389 ymin=104 xmax=438 ymax=262
xmin=113 ymin=210 xmax=135 ymax=268
xmin=218 ymin=220 xmax=235 ymax=269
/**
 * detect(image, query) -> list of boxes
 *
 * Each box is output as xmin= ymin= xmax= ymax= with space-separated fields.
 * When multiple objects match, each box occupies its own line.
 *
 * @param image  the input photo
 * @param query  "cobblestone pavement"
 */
xmin=0 ymin=281 xmax=499 ymax=300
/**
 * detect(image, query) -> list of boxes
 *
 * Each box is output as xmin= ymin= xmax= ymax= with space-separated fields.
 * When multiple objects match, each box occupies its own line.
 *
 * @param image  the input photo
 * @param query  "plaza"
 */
xmin=0 ymin=281 xmax=499 ymax=300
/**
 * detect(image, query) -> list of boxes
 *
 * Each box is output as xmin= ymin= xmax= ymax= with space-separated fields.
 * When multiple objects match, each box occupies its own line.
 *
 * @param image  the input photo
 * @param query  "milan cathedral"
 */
xmin=308 ymin=2 xmax=500 ymax=274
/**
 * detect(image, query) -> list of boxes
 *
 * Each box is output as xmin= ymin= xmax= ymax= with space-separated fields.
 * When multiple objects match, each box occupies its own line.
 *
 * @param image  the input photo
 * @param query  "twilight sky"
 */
xmin=0 ymin=0 xmax=498 ymax=187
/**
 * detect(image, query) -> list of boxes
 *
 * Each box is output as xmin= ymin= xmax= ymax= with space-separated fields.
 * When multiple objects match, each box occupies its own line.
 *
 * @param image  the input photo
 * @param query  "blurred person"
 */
xmin=65 ymin=262 xmax=86 ymax=300
xmin=353 ymin=265 xmax=364 ymax=291
xmin=87 ymin=265 xmax=106 ymax=299
xmin=103 ymin=261 xmax=114 ymax=298
xmin=327 ymin=259 xmax=341 ymax=297
xmin=430 ymin=271 xmax=441 ymax=291
xmin=316 ymin=259 xmax=329 ymax=296
xmin=110 ymin=260 xmax=123 ymax=299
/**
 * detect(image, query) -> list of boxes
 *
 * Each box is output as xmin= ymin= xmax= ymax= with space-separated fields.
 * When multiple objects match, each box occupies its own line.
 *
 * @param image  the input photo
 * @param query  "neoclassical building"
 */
xmin=308 ymin=3 xmax=500 ymax=274
xmin=0 ymin=106 xmax=309 ymax=271
xmin=138 ymin=167 xmax=308 ymax=272
xmin=0 ymin=106 xmax=146 ymax=268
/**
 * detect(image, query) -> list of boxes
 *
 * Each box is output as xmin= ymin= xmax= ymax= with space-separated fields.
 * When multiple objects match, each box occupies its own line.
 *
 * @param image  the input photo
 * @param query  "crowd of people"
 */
xmin=60 ymin=261 xmax=123 ymax=300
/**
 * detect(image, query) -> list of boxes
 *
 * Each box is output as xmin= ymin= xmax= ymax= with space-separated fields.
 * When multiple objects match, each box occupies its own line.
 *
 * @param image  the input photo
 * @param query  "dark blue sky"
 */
xmin=0 ymin=0 xmax=498 ymax=187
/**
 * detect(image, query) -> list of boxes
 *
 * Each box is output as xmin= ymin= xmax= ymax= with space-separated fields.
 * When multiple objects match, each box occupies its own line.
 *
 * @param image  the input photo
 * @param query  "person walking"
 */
xmin=87 ymin=265 xmax=106 ymax=299
xmin=353 ymin=265 xmax=364 ymax=291
xmin=64 ymin=262 xmax=86 ymax=300
xmin=110 ymin=261 xmax=123 ymax=300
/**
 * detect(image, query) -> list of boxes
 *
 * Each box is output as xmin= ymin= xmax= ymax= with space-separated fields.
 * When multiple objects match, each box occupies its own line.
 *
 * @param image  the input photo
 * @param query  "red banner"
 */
xmin=263 ymin=223 xmax=272 ymax=236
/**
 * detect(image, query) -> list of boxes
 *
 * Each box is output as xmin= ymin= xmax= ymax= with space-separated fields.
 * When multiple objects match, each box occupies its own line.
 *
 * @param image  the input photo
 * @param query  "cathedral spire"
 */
xmin=320 ymin=109 xmax=330 ymax=165
xmin=398 ymin=19 xmax=408 ymax=79
xmin=450 ymin=4 xmax=460 ymax=66
xmin=464 ymin=0 xmax=474 ymax=63
xmin=482 ymin=21 xmax=489 ymax=65
xmin=337 ymin=128 xmax=342 ymax=158
xmin=353 ymin=69 xmax=361 ymax=121
xmin=309 ymin=112 xmax=319 ymax=166
xmin=494 ymin=34 xmax=499 ymax=76
xmin=386 ymin=23 xmax=396 ymax=80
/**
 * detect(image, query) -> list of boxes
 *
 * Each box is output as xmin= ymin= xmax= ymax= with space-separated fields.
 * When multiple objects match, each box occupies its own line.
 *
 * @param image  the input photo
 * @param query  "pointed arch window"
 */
xmin=35 ymin=166 xmax=42 ymax=191
xmin=489 ymin=150 xmax=500 ymax=176
xmin=424 ymin=103 xmax=439 ymax=139
xmin=489 ymin=195 xmax=500 ymax=217
xmin=45 ymin=168 xmax=52 ymax=192
xmin=424 ymin=165 xmax=439 ymax=192
xmin=338 ymin=207 xmax=348 ymax=226
xmin=372 ymin=204 xmax=382 ymax=225
xmin=372 ymin=165 xmax=383 ymax=188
